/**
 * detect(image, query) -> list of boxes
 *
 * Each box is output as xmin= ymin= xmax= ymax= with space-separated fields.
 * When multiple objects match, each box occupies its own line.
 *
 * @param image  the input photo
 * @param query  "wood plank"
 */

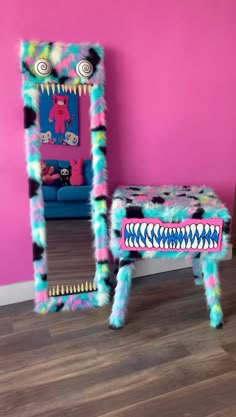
xmin=0 ymin=328 xmax=53 ymax=357
xmin=0 ymin=317 xmax=13 ymax=337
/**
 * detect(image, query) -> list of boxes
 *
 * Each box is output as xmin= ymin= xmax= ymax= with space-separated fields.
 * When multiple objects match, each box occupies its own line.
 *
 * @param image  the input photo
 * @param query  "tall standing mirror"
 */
xmin=20 ymin=41 xmax=110 ymax=313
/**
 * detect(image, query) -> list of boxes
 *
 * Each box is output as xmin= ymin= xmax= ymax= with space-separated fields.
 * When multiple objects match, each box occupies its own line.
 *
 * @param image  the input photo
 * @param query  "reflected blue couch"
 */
xmin=42 ymin=159 xmax=92 ymax=219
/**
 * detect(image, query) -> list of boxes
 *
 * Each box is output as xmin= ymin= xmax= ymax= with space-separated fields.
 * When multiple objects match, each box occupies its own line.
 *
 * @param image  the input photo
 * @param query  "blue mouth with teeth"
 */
xmin=123 ymin=221 xmax=221 ymax=250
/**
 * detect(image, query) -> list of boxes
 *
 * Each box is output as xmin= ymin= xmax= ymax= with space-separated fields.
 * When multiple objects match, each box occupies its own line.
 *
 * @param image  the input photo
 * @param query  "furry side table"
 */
xmin=109 ymin=185 xmax=231 ymax=329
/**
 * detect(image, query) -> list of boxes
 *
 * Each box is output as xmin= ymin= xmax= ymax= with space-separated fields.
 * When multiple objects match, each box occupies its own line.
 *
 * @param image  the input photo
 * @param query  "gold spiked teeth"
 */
xmin=48 ymin=281 xmax=97 ymax=297
xmin=38 ymin=83 xmax=92 ymax=95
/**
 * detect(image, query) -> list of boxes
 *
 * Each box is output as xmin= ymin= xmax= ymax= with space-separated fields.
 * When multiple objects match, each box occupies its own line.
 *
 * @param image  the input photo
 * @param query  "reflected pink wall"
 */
xmin=0 ymin=0 xmax=235 ymax=285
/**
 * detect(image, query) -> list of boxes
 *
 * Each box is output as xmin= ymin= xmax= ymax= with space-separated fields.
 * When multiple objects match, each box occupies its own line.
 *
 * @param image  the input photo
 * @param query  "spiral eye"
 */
xmin=34 ymin=59 xmax=52 ymax=77
xmin=76 ymin=60 xmax=93 ymax=78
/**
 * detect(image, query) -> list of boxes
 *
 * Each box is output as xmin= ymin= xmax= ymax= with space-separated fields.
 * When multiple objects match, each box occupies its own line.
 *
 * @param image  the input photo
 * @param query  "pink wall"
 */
xmin=0 ymin=0 xmax=235 ymax=285
xmin=41 ymin=95 xmax=91 ymax=161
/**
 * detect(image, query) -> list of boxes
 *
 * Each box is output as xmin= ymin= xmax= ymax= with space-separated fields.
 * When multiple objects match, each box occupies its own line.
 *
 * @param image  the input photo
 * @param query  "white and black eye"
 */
xmin=34 ymin=59 xmax=52 ymax=77
xmin=76 ymin=60 xmax=93 ymax=78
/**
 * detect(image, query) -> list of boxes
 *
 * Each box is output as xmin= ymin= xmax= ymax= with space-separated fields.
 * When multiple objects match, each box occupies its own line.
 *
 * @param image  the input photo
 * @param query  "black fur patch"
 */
xmin=55 ymin=303 xmax=64 ymax=312
xmin=101 ymin=213 xmax=108 ymax=224
xmin=223 ymin=221 xmax=230 ymax=235
xmin=104 ymin=277 xmax=111 ymax=287
xmin=163 ymin=192 xmax=170 ymax=195
xmin=94 ymin=196 xmax=107 ymax=202
xmin=91 ymin=125 xmax=106 ymax=132
xmin=127 ymin=187 xmax=141 ymax=191
xmin=192 ymin=208 xmax=205 ymax=219
xmin=126 ymin=198 xmax=133 ymax=204
xmin=48 ymin=42 xmax=54 ymax=47
xmin=114 ymin=229 xmax=121 ymax=238
xmin=129 ymin=251 xmax=142 ymax=259
xmin=216 ymin=322 xmax=224 ymax=329
xmin=24 ymin=106 xmax=36 ymax=129
xmin=126 ymin=206 xmax=144 ymax=218
xmin=33 ymin=243 xmax=44 ymax=261
xmin=195 ymin=252 xmax=201 ymax=259
xmin=85 ymin=48 xmax=101 ymax=75
xmin=97 ymin=260 xmax=109 ymax=265
xmin=58 ymin=76 xmax=69 ymax=84
xmin=152 ymin=196 xmax=165 ymax=204
xmin=182 ymin=185 xmax=191 ymax=189
xmin=51 ymin=67 xmax=58 ymax=78
xmin=199 ymin=189 xmax=204 ymax=194
xmin=41 ymin=274 xmax=47 ymax=281
xmin=187 ymin=196 xmax=198 ymax=201
xmin=22 ymin=61 xmax=36 ymax=77
xmin=99 ymin=146 xmax=106 ymax=155
xmin=29 ymin=178 xmax=40 ymax=198
xmin=177 ymin=193 xmax=186 ymax=197
xmin=120 ymin=259 xmax=134 ymax=268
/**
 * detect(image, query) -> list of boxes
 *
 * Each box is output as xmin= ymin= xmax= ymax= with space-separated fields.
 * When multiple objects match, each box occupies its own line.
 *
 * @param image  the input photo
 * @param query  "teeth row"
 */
xmin=124 ymin=236 xmax=218 ymax=250
xmin=126 ymin=223 xmax=220 ymax=236
xmin=48 ymin=281 xmax=97 ymax=297
xmin=38 ymin=83 xmax=92 ymax=95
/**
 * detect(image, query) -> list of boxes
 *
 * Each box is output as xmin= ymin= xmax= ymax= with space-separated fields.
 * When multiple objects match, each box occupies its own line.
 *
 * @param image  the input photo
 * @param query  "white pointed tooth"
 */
xmin=146 ymin=237 xmax=153 ymax=248
xmin=51 ymin=84 xmax=55 ymax=94
xmin=40 ymin=84 xmax=44 ymax=92
xmin=177 ymin=227 xmax=180 ymax=234
xmin=68 ymin=85 xmax=72 ymax=93
xmin=147 ymin=223 xmax=153 ymax=239
xmin=172 ymin=242 xmax=176 ymax=249
xmin=215 ymin=226 xmax=220 ymax=235
xmin=160 ymin=226 xmax=164 ymax=236
xmin=205 ymin=224 xmax=209 ymax=234
xmin=169 ymin=227 xmax=172 ymax=234
xmin=57 ymin=84 xmax=60 ymax=93
xmin=198 ymin=238 xmax=203 ymax=249
xmin=165 ymin=228 xmax=168 ymax=236
xmin=139 ymin=238 xmax=145 ymax=248
xmin=181 ymin=240 xmax=186 ymax=249
xmin=197 ymin=224 xmax=203 ymax=236
xmin=129 ymin=237 xmax=133 ymax=248
xmin=176 ymin=241 xmax=180 ymax=249
xmin=190 ymin=224 xmax=196 ymax=235
xmin=73 ymin=85 xmax=77 ymax=95
xmin=45 ymin=84 xmax=50 ymax=95
xmin=78 ymin=85 xmax=82 ymax=96
xmin=172 ymin=227 xmax=176 ymax=234
xmin=134 ymin=223 xmax=139 ymax=234
xmin=204 ymin=240 xmax=209 ymax=250
xmin=153 ymin=239 xmax=159 ymax=248
xmin=186 ymin=225 xmax=190 ymax=235
xmin=125 ymin=238 xmax=129 ymax=247
xmin=61 ymin=84 xmax=65 ymax=92
xmin=126 ymin=224 xmax=130 ymax=233
xmin=129 ymin=223 xmax=134 ymax=233
xmin=169 ymin=242 xmax=173 ymax=249
xmin=154 ymin=224 xmax=159 ymax=236
xmin=83 ymin=84 xmax=87 ymax=94
xmin=134 ymin=238 xmax=139 ymax=248
xmin=192 ymin=237 xmax=198 ymax=249
xmin=165 ymin=241 xmax=169 ymax=249
xmin=88 ymin=85 xmax=92 ymax=93
xmin=214 ymin=241 xmax=218 ymax=248
xmin=160 ymin=240 xmax=164 ymax=248
xmin=140 ymin=223 xmax=147 ymax=237
xmin=64 ymin=85 xmax=68 ymax=92
xmin=181 ymin=227 xmax=185 ymax=235
xmin=187 ymin=239 xmax=191 ymax=249
xmin=210 ymin=225 xmax=215 ymax=234
xmin=209 ymin=239 xmax=214 ymax=249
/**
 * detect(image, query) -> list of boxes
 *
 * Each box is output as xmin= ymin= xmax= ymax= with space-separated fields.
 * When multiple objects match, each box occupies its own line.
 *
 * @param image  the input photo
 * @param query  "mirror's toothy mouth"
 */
xmin=38 ymin=83 xmax=92 ymax=95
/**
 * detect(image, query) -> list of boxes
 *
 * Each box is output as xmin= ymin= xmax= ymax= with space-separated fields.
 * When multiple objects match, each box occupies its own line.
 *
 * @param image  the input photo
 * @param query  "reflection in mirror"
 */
xmin=40 ymin=87 xmax=96 ymax=297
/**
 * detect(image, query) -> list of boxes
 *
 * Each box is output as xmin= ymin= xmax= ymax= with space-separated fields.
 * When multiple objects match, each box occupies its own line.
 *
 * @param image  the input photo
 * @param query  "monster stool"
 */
xmin=109 ymin=185 xmax=231 ymax=329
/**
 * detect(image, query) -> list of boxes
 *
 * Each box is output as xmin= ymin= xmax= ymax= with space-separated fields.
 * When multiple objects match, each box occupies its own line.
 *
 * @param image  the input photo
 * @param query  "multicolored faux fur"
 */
xmin=20 ymin=40 xmax=110 ymax=313
xmin=109 ymin=185 xmax=231 ymax=329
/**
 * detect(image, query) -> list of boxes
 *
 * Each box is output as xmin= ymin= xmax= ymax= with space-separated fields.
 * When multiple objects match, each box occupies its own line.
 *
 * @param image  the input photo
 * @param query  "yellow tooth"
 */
xmin=89 ymin=282 xmax=93 ymax=291
xmin=52 ymin=286 xmax=56 ymax=296
xmin=66 ymin=285 xmax=69 ymax=294
xmin=48 ymin=288 xmax=52 ymax=297
xmin=85 ymin=281 xmax=88 ymax=291
xmin=57 ymin=84 xmax=60 ymax=93
xmin=56 ymin=285 xmax=60 ymax=295
xmin=73 ymin=85 xmax=77 ymax=95
xmin=51 ymin=84 xmax=55 ymax=94
xmin=61 ymin=84 xmax=65 ymax=92
xmin=77 ymin=284 xmax=80 ymax=293
xmin=64 ymin=85 xmax=68 ymax=92
xmin=40 ymin=84 xmax=45 ymax=93
xmin=61 ymin=285 xmax=65 ymax=295
xmin=73 ymin=285 xmax=77 ymax=293
xmin=44 ymin=84 xmax=50 ymax=95
xmin=69 ymin=285 xmax=73 ymax=293
xmin=93 ymin=282 xmax=97 ymax=291
xmin=81 ymin=283 xmax=84 ymax=292
xmin=78 ymin=85 xmax=82 ymax=96
xmin=83 ymin=84 xmax=87 ymax=94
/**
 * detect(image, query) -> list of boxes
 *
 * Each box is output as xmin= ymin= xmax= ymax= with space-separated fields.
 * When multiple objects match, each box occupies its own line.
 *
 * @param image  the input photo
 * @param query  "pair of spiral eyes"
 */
xmin=34 ymin=58 xmax=93 ymax=78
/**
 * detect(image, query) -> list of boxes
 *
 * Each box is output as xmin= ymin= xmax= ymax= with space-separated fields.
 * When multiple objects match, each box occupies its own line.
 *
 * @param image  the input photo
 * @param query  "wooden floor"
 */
xmin=46 ymin=219 xmax=95 ymax=287
xmin=1 ymin=256 xmax=236 ymax=416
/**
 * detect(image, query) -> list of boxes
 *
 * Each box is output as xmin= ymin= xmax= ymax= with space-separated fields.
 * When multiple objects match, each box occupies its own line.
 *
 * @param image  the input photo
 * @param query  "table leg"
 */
xmin=202 ymin=258 xmax=223 ymax=328
xmin=192 ymin=253 xmax=203 ymax=285
xmin=109 ymin=258 xmax=135 ymax=329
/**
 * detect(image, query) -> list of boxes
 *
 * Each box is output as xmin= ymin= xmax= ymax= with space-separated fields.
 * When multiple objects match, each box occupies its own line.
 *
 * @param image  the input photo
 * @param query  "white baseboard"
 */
xmin=0 ymin=244 xmax=232 ymax=306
